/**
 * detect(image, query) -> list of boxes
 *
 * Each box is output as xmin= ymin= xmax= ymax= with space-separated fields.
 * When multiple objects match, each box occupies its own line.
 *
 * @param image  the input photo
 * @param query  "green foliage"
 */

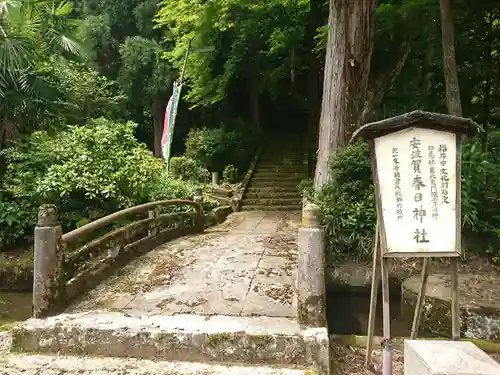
xmin=40 ymin=57 xmax=126 ymax=123
xmin=185 ymin=127 xmax=257 ymax=172
xmin=317 ymin=142 xmax=376 ymax=263
xmin=1 ymin=118 xmax=207 ymax=245
xmin=222 ymin=164 xmax=238 ymax=183
xmin=169 ymin=156 xmax=209 ymax=183
xmin=298 ymin=178 xmax=313 ymax=201
xmin=461 ymin=138 xmax=500 ymax=261
xmin=0 ymin=0 xmax=88 ymax=142
xmin=0 ymin=198 xmax=37 ymax=249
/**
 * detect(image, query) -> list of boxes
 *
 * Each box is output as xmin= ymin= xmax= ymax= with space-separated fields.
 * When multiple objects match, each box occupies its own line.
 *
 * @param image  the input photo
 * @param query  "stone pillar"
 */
xmin=148 ymin=208 xmax=159 ymax=236
xmin=297 ymin=202 xmax=326 ymax=327
xmin=33 ymin=204 xmax=62 ymax=318
xmin=231 ymin=197 xmax=240 ymax=212
xmin=211 ymin=171 xmax=219 ymax=186
xmin=193 ymin=188 xmax=205 ymax=232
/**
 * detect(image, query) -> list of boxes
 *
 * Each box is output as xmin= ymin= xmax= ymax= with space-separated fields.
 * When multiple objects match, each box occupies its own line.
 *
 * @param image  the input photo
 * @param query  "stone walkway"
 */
xmin=70 ymin=211 xmax=301 ymax=318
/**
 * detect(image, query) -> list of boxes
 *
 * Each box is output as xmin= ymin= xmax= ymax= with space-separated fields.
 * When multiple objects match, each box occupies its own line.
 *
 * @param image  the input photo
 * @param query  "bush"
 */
xmin=317 ymin=137 xmax=500 ymax=264
xmin=0 ymin=118 xmax=215 ymax=250
xmin=223 ymin=164 xmax=239 ymax=183
xmin=169 ymin=156 xmax=209 ymax=183
xmin=317 ymin=142 xmax=376 ymax=263
xmin=185 ymin=126 xmax=258 ymax=172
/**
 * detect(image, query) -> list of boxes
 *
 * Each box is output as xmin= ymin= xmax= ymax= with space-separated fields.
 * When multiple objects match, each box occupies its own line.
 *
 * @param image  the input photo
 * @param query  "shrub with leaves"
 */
xmin=185 ymin=127 xmax=257 ymax=172
xmin=223 ymin=164 xmax=239 ymax=183
xmin=317 ymin=142 xmax=376 ymax=263
xmin=169 ymin=156 xmax=209 ymax=182
xmin=1 ymin=118 xmax=211 ymax=247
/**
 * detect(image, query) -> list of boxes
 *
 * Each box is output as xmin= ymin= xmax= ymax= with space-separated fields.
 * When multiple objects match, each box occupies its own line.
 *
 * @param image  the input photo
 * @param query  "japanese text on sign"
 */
xmin=374 ymin=127 xmax=457 ymax=255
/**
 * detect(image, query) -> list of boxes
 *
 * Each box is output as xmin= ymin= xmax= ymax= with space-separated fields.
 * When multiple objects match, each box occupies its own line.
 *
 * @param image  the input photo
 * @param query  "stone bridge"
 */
xmin=1 ymin=198 xmax=330 ymax=375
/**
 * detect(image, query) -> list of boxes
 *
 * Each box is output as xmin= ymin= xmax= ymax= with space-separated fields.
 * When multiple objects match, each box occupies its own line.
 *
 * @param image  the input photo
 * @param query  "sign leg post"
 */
xmin=451 ymin=257 xmax=460 ymax=340
xmin=410 ymin=258 xmax=431 ymax=339
xmin=381 ymin=253 xmax=392 ymax=375
xmin=365 ymin=221 xmax=381 ymax=369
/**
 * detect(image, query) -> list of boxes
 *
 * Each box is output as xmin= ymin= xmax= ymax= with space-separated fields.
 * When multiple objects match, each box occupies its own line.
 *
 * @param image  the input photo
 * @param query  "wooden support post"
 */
xmin=451 ymin=257 xmax=460 ymax=340
xmin=410 ymin=258 xmax=431 ymax=339
xmin=381 ymin=252 xmax=393 ymax=375
xmin=365 ymin=221 xmax=381 ymax=369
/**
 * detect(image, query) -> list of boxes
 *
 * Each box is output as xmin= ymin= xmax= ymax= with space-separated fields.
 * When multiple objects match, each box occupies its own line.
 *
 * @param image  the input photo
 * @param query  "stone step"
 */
xmin=246 ymin=186 xmax=301 ymax=193
xmin=244 ymin=192 xmax=302 ymax=199
xmin=251 ymin=176 xmax=302 ymax=183
xmin=9 ymin=312 xmax=327 ymax=372
xmin=248 ymin=183 xmax=299 ymax=190
xmin=241 ymin=198 xmax=302 ymax=206
xmin=257 ymin=161 xmax=303 ymax=167
xmin=1 ymin=354 xmax=316 ymax=375
xmin=241 ymin=205 xmax=301 ymax=211
xmin=251 ymin=172 xmax=303 ymax=178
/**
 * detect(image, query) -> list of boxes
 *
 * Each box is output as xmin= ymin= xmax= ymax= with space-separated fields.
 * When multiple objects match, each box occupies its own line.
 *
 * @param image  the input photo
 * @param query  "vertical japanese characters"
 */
xmin=428 ymin=145 xmax=439 ymax=219
xmin=392 ymin=148 xmax=403 ymax=220
xmin=439 ymin=144 xmax=450 ymax=205
xmin=410 ymin=137 xmax=429 ymax=244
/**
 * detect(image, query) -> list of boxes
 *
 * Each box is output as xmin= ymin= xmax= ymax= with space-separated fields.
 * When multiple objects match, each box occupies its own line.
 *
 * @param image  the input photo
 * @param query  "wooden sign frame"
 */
xmin=350 ymin=111 xmax=482 ymax=375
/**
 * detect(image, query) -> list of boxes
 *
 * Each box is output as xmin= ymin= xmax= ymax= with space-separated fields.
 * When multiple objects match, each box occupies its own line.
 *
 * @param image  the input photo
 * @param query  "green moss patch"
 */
xmin=0 ymin=250 xmax=33 ymax=291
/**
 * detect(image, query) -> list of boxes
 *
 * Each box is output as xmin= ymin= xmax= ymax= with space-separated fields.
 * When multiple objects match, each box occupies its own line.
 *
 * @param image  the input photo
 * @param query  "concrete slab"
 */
xmin=404 ymin=340 xmax=500 ymax=375
xmin=69 ymin=212 xmax=299 ymax=319
xmin=0 ymin=354 xmax=316 ymax=375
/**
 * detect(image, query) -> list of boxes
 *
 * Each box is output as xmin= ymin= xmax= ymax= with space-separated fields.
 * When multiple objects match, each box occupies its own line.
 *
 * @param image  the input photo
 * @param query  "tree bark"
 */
xmin=313 ymin=0 xmax=376 ymax=189
xmin=439 ymin=0 xmax=462 ymax=117
xmin=481 ymin=10 xmax=494 ymax=152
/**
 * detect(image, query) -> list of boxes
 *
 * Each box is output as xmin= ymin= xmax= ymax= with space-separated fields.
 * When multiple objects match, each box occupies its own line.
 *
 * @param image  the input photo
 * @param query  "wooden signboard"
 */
xmin=350 ymin=111 xmax=482 ymax=375
xmin=372 ymin=127 xmax=459 ymax=257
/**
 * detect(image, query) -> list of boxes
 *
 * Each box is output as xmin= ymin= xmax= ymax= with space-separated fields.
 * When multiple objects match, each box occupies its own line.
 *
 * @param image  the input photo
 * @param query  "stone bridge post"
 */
xmin=297 ymin=202 xmax=327 ymax=327
xmin=194 ymin=188 xmax=205 ymax=232
xmin=33 ymin=204 xmax=62 ymax=318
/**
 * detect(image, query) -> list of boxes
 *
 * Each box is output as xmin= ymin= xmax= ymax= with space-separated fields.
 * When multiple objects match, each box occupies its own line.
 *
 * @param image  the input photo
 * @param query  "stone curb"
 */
xmin=234 ymin=145 xmax=263 ymax=211
xmin=9 ymin=312 xmax=329 ymax=374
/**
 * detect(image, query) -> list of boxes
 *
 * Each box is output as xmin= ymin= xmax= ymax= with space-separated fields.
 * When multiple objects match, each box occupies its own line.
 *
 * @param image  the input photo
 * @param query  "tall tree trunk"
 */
xmin=313 ymin=0 xmax=376 ymax=189
xmin=153 ymin=99 xmax=164 ymax=158
xmin=439 ymin=0 xmax=462 ymax=116
xmin=481 ymin=10 xmax=494 ymax=152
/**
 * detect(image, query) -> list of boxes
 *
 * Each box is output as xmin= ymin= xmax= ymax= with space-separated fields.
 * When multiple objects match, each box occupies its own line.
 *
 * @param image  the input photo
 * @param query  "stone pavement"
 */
xmin=70 ymin=211 xmax=301 ymax=318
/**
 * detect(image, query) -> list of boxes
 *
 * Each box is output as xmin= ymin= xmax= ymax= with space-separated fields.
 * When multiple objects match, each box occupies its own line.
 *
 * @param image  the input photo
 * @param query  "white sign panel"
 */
xmin=374 ymin=127 xmax=457 ymax=256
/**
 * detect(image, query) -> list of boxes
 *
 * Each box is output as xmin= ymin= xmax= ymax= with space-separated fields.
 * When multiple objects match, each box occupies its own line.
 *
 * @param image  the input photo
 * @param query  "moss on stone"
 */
xmin=247 ymin=333 xmax=274 ymax=348
xmin=154 ymin=332 xmax=176 ymax=344
xmin=205 ymin=332 xmax=235 ymax=347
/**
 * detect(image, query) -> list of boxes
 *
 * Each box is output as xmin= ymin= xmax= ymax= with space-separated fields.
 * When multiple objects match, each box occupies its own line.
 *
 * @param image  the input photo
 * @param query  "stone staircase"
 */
xmin=242 ymin=135 xmax=304 ymax=211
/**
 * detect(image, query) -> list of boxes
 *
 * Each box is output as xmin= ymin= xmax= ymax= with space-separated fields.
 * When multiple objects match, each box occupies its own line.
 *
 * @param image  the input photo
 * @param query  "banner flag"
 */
xmin=161 ymin=82 xmax=182 ymax=166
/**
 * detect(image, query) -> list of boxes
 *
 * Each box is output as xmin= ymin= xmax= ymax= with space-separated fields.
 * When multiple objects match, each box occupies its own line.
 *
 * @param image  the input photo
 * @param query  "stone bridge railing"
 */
xmin=32 ymin=192 xmax=216 ymax=318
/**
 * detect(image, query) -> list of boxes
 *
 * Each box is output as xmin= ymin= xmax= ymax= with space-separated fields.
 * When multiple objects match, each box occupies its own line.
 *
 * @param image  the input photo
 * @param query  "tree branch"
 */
xmin=361 ymin=39 xmax=411 ymax=124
